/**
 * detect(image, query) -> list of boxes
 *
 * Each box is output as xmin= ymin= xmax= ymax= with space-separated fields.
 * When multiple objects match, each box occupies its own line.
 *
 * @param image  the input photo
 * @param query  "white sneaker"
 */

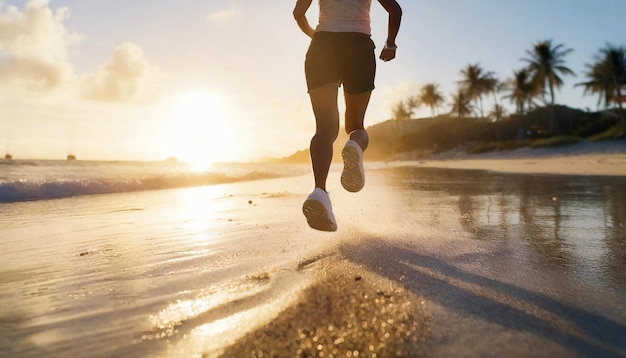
xmin=341 ymin=140 xmax=365 ymax=192
xmin=302 ymin=188 xmax=337 ymax=232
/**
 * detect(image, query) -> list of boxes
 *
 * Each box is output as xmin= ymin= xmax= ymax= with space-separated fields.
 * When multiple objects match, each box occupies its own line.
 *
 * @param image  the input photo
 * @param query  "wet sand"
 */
xmin=223 ymin=256 xmax=429 ymax=358
xmin=223 ymin=159 xmax=626 ymax=357
xmin=1 ymin=153 xmax=625 ymax=357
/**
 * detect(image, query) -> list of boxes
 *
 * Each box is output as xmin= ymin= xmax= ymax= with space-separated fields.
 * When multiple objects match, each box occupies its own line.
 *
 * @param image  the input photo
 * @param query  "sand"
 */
xmin=409 ymin=139 xmax=626 ymax=176
xmin=2 ymin=143 xmax=625 ymax=357
xmin=219 ymin=142 xmax=626 ymax=357
xmin=222 ymin=254 xmax=429 ymax=358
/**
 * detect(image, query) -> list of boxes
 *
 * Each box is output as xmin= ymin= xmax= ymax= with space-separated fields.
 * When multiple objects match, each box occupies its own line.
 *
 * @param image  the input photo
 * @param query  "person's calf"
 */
xmin=348 ymin=129 xmax=369 ymax=151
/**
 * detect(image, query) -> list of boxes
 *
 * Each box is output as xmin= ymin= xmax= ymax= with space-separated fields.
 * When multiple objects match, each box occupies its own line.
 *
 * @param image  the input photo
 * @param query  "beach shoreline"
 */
xmin=2 ymin=155 xmax=624 ymax=357
xmin=391 ymin=139 xmax=626 ymax=176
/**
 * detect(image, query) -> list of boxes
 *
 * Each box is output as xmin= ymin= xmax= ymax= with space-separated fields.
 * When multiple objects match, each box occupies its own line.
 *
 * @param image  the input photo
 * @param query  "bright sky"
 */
xmin=1 ymin=0 xmax=625 ymax=163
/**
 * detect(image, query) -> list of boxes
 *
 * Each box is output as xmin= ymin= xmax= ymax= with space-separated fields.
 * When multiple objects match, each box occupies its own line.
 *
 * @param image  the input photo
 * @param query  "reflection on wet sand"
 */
xmin=220 ymin=166 xmax=625 ymax=357
xmin=605 ymin=184 xmax=626 ymax=287
xmin=385 ymin=167 xmax=626 ymax=288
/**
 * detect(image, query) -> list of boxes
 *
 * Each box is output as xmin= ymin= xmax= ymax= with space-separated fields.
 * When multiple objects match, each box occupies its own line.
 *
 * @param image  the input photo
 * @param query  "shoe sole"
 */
xmin=341 ymin=144 xmax=364 ymax=193
xmin=302 ymin=199 xmax=337 ymax=232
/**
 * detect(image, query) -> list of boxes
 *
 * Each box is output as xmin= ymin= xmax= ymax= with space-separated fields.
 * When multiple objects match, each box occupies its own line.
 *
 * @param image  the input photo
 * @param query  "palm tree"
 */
xmin=491 ymin=79 xmax=507 ymax=106
xmin=523 ymin=39 xmax=576 ymax=105
xmin=488 ymin=104 xmax=507 ymax=122
xmin=489 ymin=104 xmax=507 ymax=142
xmin=406 ymin=96 xmax=421 ymax=118
xmin=449 ymin=89 xmax=473 ymax=117
xmin=392 ymin=100 xmax=411 ymax=120
xmin=523 ymin=40 xmax=575 ymax=133
xmin=504 ymin=68 xmax=541 ymax=114
xmin=418 ymin=83 xmax=445 ymax=117
xmin=577 ymin=61 xmax=618 ymax=108
xmin=504 ymin=68 xmax=543 ymax=139
xmin=457 ymin=63 xmax=496 ymax=118
xmin=576 ymin=44 xmax=626 ymax=112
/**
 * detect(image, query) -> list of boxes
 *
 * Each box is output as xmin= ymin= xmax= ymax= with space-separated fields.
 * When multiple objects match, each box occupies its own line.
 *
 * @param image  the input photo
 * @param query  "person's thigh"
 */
xmin=305 ymin=32 xmax=341 ymax=92
xmin=309 ymin=83 xmax=340 ymax=134
xmin=340 ymin=33 xmax=376 ymax=95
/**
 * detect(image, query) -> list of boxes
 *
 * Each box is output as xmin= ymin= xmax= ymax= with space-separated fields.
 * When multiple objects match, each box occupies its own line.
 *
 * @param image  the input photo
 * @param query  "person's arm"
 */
xmin=377 ymin=0 xmax=402 ymax=62
xmin=293 ymin=0 xmax=315 ymax=38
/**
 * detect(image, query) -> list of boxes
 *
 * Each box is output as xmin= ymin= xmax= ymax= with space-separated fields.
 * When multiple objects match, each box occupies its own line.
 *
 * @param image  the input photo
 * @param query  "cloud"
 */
xmin=0 ymin=0 xmax=83 ymax=91
xmin=207 ymin=4 xmax=242 ymax=24
xmin=0 ymin=56 xmax=69 ymax=90
xmin=0 ymin=1 xmax=161 ymax=103
xmin=82 ymin=43 xmax=162 ymax=104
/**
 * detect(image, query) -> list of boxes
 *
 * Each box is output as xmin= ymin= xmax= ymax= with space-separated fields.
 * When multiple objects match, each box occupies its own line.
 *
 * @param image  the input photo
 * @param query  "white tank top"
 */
xmin=316 ymin=0 xmax=372 ymax=35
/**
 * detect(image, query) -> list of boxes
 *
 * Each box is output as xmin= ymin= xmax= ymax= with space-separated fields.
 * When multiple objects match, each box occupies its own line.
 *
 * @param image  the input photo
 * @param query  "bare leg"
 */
xmin=308 ymin=83 xmax=340 ymax=191
xmin=339 ymin=90 xmax=371 ymax=193
xmin=344 ymin=90 xmax=372 ymax=150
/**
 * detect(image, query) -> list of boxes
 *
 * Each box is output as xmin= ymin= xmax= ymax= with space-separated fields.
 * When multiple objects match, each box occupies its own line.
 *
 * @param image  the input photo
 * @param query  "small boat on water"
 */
xmin=67 ymin=154 xmax=77 ymax=161
xmin=4 ymin=153 xmax=12 ymax=160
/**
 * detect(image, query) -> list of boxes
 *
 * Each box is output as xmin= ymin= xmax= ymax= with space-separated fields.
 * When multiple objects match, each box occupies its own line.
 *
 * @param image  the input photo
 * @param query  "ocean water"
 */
xmin=0 ymin=160 xmax=309 ymax=203
xmin=0 ymin=162 xmax=328 ymax=358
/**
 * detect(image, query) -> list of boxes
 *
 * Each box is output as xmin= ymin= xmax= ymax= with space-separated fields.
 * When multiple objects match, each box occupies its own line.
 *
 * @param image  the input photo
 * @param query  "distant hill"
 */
xmin=276 ymin=105 xmax=625 ymax=163
xmin=277 ymin=129 xmax=350 ymax=164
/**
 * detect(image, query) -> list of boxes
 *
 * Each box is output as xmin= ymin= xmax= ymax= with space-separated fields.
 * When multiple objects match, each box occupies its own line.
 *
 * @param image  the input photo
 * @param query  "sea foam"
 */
xmin=0 ymin=160 xmax=304 ymax=203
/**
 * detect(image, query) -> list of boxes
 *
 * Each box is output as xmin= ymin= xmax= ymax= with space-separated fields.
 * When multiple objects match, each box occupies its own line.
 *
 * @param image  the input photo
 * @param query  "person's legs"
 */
xmin=308 ymin=83 xmax=340 ymax=191
xmin=340 ymin=89 xmax=371 ymax=192
xmin=302 ymin=82 xmax=340 ymax=232
xmin=302 ymin=32 xmax=342 ymax=231
xmin=344 ymin=89 xmax=372 ymax=150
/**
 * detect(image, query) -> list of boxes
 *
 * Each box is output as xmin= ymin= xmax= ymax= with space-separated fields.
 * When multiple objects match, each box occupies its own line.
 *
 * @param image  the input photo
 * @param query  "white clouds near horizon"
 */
xmin=82 ymin=43 xmax=162 ymax=104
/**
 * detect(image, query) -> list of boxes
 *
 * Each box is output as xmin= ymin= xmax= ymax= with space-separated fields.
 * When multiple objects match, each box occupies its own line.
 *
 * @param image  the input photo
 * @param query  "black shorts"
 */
xmin=305 ymin=31 xmax=376 ymax=94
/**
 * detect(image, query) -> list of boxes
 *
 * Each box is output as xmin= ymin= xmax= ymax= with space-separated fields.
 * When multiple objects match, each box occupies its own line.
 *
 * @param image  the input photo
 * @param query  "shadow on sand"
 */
xmin=340 ymin=238 xmax=626 ymax=357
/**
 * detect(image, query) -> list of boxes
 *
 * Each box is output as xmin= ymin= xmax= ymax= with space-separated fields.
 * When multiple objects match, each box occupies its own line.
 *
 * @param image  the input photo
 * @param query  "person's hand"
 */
xmin=379 ymin=47 xmax=396 ymax=62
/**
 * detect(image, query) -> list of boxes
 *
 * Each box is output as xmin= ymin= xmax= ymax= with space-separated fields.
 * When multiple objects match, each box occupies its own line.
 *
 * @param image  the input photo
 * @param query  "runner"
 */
xmin=293 ymin=0 xmax=402 ymax=231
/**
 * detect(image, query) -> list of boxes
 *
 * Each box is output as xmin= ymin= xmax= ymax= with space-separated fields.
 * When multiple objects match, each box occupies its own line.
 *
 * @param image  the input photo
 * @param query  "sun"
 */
xmin=168 ymin=91 xmax=237 ymax=169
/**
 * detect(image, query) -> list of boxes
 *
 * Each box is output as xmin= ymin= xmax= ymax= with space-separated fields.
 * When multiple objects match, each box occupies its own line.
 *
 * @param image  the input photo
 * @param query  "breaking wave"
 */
xmin=0 ymin=161 xmax=306 ymax=203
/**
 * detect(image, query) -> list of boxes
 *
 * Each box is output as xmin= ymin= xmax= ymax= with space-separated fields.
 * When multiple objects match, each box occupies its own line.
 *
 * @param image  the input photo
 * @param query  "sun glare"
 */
xmin=169 ymin=92 xmax=237 ymax=169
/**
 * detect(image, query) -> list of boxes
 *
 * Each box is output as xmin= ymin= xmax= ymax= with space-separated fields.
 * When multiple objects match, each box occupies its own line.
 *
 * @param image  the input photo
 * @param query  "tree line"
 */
xmin=392 ymin=40 xmax=626 ymax=127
